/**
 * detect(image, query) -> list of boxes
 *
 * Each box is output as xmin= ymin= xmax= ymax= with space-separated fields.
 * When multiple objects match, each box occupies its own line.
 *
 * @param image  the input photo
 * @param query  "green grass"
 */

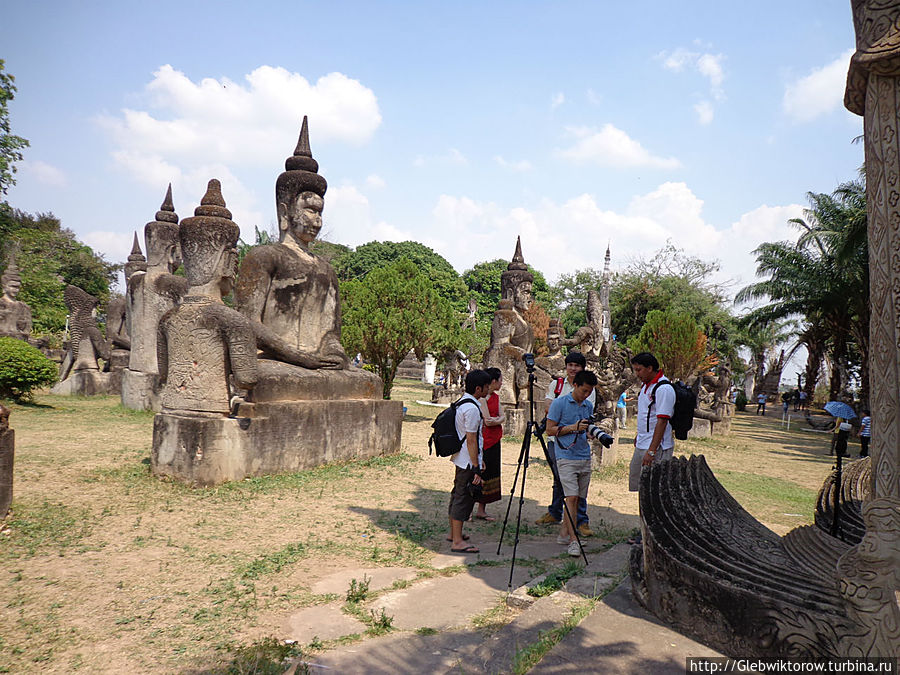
xmin=511 ymin=599 xmax=596 ymax=674
xmin=237 ymin=542 xmax=308 ymax=580
xmin=527 ymin=560 xmax=583 ymax=597
xmin=210 ymin=637 xmax=306 ymax=675
xmin=716 ymin=469 xmax=818 ymax=517
xmin=2 ymin=500 xmax=95 ymax=557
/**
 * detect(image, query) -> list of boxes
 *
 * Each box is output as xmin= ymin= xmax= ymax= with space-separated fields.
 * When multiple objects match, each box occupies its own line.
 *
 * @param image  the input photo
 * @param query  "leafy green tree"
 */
xmin=737 ymin=180 xmax=868 ymax=402
xmin=548 ymin=268 xmax=605 ymax=336
xmin=627 ymin=309 xmax=715 ymax=382
xmin=608 ymin=245 xmax=738 ymax=363
xmin=334 ymin=241 xmax=467 ymax=309
xmin=0 ymin=207 xmax=118 ymax=335
xmin=341 ymin=258 xmax=458 ymax=399
xmin=0 ymin=60 xmax=29 ymax=195
xmin=310 ymin=239 xmax=351 ymax=265
xmin=461 ymin=259 xmax=553 ymax=322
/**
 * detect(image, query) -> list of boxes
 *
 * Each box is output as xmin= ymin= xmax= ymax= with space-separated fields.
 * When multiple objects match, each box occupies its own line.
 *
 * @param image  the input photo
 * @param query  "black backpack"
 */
xmin=649 ymin=380 xmax=696 ymax=441
xmin=429 ymin=398 xmax=482 ymax=457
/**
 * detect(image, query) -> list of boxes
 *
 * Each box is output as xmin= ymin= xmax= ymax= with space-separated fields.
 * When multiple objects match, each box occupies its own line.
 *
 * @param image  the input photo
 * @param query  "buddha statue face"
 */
xmin=546 ymin=330 xmax=561 ymax=354
xmin=3 ymin=275 xmax=20 ymax=300
xmin=281 ymin=191 xmax=324 ymax=247
xmin=145 ymin=226 xmax=182 ymax=273
xmin=513 ymin=280 xmax=532 ymax=313
xmin=220 ymin=244 xmax=239 ymax=296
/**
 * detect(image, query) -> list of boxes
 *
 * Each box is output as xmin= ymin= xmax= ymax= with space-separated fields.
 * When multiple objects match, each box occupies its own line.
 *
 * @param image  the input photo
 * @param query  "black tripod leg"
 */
xmin=497 ymin=424 xmax=531 ymax=555
xmin=507 ymin=428 xmax=531 ymax=592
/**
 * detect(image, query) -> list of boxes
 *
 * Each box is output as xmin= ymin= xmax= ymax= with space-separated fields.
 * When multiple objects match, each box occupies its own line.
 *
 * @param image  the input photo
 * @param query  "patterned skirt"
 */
xmin=478 ymin=440 xmax=502 ymax=504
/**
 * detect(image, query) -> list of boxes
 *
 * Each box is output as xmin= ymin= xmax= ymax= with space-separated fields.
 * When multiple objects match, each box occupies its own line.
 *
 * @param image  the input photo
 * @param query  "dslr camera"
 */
xmin=586 ymin=422 xmax=614 ymax=448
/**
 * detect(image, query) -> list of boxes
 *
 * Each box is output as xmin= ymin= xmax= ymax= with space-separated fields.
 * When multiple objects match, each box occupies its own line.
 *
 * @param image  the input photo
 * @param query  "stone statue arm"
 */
xmin=211 ymin=305 xmax=258 ymax=391
xmin=156 ymin=312 xmax=170 ymax=385
xmin=234 ymin=251 xmax=346 ymax=370
xmin=88 ymin=325 xmax=110 ymax=364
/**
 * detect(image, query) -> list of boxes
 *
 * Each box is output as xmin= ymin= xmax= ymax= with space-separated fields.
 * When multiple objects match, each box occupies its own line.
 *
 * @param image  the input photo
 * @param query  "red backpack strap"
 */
xmin=554 ymin=377 xmax=565 ymax=396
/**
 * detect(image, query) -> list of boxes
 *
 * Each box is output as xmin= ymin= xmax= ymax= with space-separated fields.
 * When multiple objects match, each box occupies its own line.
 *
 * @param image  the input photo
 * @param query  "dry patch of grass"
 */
xmin=0 ymin=383 xmax=837 ymax=672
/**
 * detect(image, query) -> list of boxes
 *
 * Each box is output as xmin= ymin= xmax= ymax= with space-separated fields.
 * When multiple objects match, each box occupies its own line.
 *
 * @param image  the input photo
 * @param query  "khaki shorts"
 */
xmin=557 ymin=458 xmax=592 ymax=499
xmin=448 ymin=466 xmax=477 ymax=521
xmin=628 ymin=446 xmax=674 ymax=492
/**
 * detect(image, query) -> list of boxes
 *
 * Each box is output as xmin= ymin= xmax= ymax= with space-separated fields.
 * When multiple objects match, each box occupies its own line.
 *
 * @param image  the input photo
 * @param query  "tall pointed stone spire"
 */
xmin=156 ymin=183 xmax=178 ymax=224
xmin=294 ymin=115 xmax=312 ymax=157
xmin=508 ymin=235 xmax=528 ymax=271
xmin=129 ymin=232 xmax=143 ymax=259
xmin=124 ymin=231 xmax=147 ymax=282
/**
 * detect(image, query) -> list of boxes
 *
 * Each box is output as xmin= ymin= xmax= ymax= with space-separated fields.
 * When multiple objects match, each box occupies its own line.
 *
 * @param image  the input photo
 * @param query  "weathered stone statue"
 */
xmin=121 ymin=185 xmax=189 ymax=410
xmin=482 ymin=238 xmax=535 ymax=435
xmin=629 ymin=5 xmax=900 ymax=656
xmin=0 ymin=254 xmax=32 ymax=341
xmin=154 ymin=119 xmax=401 ymax=485
xmin=0 ymin=404 xmax=13 ymax=519
xmin=236 ymin=116 xmax=348 ymax=372
xmin=50 ymin=285 xmax=114 ymax=395
xmin=534 ymin=318 xmax=565 ymax=401
xmin=156 ymin=180 xmax=257 ymax=414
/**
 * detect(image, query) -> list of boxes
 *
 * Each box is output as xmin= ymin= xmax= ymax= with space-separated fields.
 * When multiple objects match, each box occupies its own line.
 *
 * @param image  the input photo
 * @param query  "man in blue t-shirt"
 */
xmin=546 ymin=369 xmax=598 ymax=557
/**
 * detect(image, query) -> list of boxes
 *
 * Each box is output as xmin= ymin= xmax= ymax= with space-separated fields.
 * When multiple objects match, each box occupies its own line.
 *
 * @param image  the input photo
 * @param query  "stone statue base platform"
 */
xmin=431 ymin=386 xmax=464 ymax=405
xmin=121 ymin=370 xmax=161 ymax=411
xmin=248 ymin=360 xmax=382 ymax=402
xmin=50 ymin=370 xmax=119 ymax=396
xmin=151 ymin=398 xmax=403 ymax=486
xmin=505 ymin=407 xmax=527 ymax=437
xmin=0 ymin=423 xmax=13 ymax=519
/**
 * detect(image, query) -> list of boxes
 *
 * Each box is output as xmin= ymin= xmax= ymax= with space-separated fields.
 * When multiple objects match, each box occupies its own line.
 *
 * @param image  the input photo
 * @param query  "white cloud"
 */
xmin=21 ymin=160 xmax=67 ymax=187
xmin=364 ymin=174 xmax=386 ymax=189
xmin=98 ymin=64 xmax=381 ymax=179
xmin=556 ymin=124 xmax=681 ymax=169
xmin=783 ymin=48 xmax=854 ymax=122
xmin=696 ymin=53 xmax=724 ymax=88
xmin=494 ymin=155 xmax=532 ymax=172
xmin=412 ymin=148 xmax=468 ymax=167
xmin=325 ymin=184 xmax=417 ymax=246
xmin=694 ymin=100 xmax=714 ymax=125
xmin=659 ymin=48 xmax=725 ymax=90
xmin=551 ymin=92 xmax=565 ymax=109
xmin=421 ymin=184 xmax=804 ymax=296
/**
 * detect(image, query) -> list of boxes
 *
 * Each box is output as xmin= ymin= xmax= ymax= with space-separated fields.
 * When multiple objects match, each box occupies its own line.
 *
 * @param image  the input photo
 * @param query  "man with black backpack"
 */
xmin=446 ymin=369 xmax=492 ymax=554
xmin=629 ymin=352 xmax=675 ymax=492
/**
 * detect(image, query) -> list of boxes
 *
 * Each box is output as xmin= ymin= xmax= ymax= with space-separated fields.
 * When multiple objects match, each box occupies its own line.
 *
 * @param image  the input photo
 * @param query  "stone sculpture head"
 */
xmin=500 ymin=236 xmax=533 ymax=313
xmin=276 ymin=116 xmax=328 ymax=249
xmin=124 ymin=232 xmax=147 ymax=282
xmin=1 ymin=257 xmax=22 ymax=300
xmin=145 ymin=184 xmax=181 ymax=272
xmin=179 ymin=180 xmax=240 ymax=297
xmin=547 ymin=319 xmax=562 ymax=355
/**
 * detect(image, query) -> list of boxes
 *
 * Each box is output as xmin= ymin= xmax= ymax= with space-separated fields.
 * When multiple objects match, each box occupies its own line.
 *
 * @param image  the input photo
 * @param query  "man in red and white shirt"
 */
xmin=629 ymin=352 xmax=675 ymax=492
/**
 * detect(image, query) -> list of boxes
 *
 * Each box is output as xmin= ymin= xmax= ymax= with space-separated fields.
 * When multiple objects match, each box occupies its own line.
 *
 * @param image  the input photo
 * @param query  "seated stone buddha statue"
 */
xmin=234 ymin=117 xmax=380 ymax=401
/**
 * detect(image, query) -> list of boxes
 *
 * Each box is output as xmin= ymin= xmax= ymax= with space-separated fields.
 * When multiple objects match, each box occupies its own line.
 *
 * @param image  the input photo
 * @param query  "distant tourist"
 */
xmin=616 ymin=390 xmax=632 ymax=430
xmin=629 ymin=352 xmax=675 ymax=494
xmin=447 ymin=369 xmax=491 ymax=554
xmin=798 ymin=390 xmax=808 ymax=410
xmin=546 ymin=368 xmax=599 ymax=557
xmin=535 ymin=351 xmax=595 ymax=537
xmin=781 ymin=391 xmax=791 ymax=415
xmin=858 ymin=410 xmax=872 ymax=458
xmin=474 ymin=367 xmax=505 ymax=521
xmin=756 ymin=392 xmax=767 ymax=415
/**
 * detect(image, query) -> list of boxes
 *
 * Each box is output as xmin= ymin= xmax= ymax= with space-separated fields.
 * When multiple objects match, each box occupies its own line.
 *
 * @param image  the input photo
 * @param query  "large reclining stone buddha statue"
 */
xmin=235 ymin=116 xmax=381 ymax=401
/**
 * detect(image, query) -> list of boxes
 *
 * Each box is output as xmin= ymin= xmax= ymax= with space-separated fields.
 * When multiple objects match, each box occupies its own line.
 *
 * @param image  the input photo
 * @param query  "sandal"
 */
xmin=450 ymin=545 xmax=480 ymax=553
xmin=474 ymin=514 xmax=496 ymax=521
xmin=445 ymin=534 xmax=470 ymax=542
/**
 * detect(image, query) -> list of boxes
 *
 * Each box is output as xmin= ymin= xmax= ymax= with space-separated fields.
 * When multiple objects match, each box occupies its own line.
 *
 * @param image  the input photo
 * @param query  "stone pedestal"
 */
xmin=121 ymin=369 xmax=161 ymax=411
xmin=504 ymin=407 xmax=527 ymax=437
xmin=152 ymin=398 xmax=403 ymax=486
xmin=431 ymin=386 xmax=464 ymax=406
xmin=50 ymin=370 xmax=117 ymax=396
xmin=0 ymin=422 xmax=13 ymax=519
xmin=687 ymin=418 xmax=712 ymax=439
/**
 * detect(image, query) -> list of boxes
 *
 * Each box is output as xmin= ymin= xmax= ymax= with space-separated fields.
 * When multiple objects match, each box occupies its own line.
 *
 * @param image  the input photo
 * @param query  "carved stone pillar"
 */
xmin=840 ymin=0 xmax=900 ymax=655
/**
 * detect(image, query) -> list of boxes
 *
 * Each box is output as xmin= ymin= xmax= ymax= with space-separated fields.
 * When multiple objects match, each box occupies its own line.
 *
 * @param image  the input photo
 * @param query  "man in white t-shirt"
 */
xmin=447 ymin=369 xmax=492 ymax=553
xmin=629 ymin=352 xmax=675 ymax=492
xmin=535 ymin=351 xmax=596 ymax=535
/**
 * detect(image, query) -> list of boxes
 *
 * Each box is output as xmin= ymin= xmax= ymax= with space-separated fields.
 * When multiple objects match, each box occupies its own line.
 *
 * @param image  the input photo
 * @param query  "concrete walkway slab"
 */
xmin=529 ymin=580 xmax=722 ymax=674
xmin=310 ymin=566 xmax=418 ymax=596
xmin=368 ymin=564 xmax=533 ymax=632
xmin=280 ymin=603 xmax=366 ymax=643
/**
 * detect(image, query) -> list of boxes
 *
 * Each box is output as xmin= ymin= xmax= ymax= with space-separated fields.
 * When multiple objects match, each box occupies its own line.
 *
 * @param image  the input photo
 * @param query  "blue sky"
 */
xmin=5 ymin=0 xmax=862 ymax=304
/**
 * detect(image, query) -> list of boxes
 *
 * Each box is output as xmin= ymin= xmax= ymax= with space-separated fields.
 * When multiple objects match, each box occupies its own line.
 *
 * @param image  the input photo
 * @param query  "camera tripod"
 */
xmin=497 ymin=354 xmax=588 ymax=593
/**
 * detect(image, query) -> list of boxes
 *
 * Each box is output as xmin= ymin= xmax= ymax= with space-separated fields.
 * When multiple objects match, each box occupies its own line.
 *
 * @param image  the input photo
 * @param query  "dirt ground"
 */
xmin=0 ymin=381 xmax=843 ymax=673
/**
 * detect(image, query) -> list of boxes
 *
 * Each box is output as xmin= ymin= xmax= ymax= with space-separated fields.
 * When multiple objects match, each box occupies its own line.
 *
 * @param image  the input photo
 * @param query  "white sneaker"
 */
xmin=556 ymin=535 xmax=572 ymax=545
xmin=567 ymin=540 xmax=582 ymax=557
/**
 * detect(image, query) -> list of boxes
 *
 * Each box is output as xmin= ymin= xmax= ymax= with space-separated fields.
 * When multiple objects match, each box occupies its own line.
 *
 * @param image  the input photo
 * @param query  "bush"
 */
xmin=0 ymin=337 xmax=57 ymax=401
xmin=735 ymin=390 xmax=748 ymax=411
